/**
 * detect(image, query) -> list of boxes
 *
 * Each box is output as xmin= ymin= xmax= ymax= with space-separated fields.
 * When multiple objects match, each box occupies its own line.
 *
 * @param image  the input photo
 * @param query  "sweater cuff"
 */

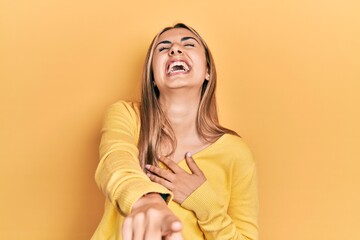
xmin=180 ymin=181 xmax=221 ymax=221
xmin=117 ymin=181 xmax=172 ymax=216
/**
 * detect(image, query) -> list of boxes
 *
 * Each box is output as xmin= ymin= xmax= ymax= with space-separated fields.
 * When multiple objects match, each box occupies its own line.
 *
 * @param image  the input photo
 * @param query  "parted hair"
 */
xmin=138 ymin=23 xmax=238 ymax=169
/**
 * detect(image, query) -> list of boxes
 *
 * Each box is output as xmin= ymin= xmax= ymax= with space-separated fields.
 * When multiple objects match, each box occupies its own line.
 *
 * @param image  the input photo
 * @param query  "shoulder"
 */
xmin=221 ymin=134 xmax=253 ymax=160
xmin=105 ymin=100 xmax=140 ymax=120
xmin=102 ymin=100 xmax=141 ymax=129
xmin=108 ymin=100 xmax=140 ymax=115
xmin=219 ymin=134 xmax=256 ymax=174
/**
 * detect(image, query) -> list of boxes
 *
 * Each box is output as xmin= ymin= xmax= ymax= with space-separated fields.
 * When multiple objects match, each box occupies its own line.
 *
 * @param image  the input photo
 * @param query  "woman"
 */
xmin=92 ymin=23 xmax=258 ymax=240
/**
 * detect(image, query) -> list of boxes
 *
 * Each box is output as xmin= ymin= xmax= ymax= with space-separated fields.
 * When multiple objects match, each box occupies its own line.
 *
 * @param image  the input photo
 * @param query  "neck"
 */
xmin=159 ymin=90 xmax=201 ymax=139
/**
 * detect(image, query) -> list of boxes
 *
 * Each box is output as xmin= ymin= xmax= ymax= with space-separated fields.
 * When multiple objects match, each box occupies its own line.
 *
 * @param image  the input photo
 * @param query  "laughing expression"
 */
xmin=152 ymin=28 xmax=208 ymax=94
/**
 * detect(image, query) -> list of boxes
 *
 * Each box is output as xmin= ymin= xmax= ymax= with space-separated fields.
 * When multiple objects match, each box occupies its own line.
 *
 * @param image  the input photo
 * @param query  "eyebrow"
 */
xmin=181 ymin=36 xmax=199 ymax=43
xmin=155 ymin=36 xmax=200 ymax=48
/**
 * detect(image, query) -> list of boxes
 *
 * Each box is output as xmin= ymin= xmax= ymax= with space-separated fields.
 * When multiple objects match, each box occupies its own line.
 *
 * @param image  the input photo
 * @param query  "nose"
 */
xmin=169 ymin=44 xmax=183 ymax=56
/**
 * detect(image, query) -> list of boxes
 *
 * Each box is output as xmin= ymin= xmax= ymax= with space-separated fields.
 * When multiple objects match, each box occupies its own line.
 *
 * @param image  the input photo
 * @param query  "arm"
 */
xmin=95 ymin=101 xmax=173 ymax=216
xmin=96 ymin=101 xmax=183 ymax=239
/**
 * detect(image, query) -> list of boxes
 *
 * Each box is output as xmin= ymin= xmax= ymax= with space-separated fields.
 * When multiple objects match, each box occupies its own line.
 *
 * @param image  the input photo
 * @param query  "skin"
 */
xmin=123 ymin=193 xmax=183 ymax=240
xmin=152 ymin=28 xmax=208 ymax=94
xmin=153 ymin=28 xmax=211 ymax=162
xmin=122 ymin=28 xmax=209 ymax=240
xmin=146 ymin=153 xmax=206 ymax=204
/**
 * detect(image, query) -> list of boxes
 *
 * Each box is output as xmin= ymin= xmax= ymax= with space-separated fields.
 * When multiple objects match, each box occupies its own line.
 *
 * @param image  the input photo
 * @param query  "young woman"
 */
xmin=92 ymin=23 xmax=258 ymax=240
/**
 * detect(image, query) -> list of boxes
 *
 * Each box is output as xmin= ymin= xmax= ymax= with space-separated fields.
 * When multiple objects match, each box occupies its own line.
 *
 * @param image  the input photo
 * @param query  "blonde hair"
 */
xmin=138 ymin=23 xmax=238 ymax=169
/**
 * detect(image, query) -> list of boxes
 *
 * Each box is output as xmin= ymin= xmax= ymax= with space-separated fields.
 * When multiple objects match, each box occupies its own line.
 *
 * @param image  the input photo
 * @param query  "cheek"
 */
xmin=194 ymin=56 xmax=208 ymax=74
xmin=152 ymin=56 xmax=166 ymax=79
xmin=192 ymin=51 xmax=207 ymax=70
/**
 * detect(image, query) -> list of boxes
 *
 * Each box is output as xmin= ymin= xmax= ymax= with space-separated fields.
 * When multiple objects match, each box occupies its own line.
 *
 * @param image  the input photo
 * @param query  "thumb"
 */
xmin=161 ymin=215 xmax=182 ymax=236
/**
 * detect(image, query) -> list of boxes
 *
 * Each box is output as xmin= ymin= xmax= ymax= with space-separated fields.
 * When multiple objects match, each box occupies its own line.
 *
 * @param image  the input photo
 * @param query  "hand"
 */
xmin=146 ymin=152 xmax=206 ymax=204
xmin=122 ymin=193 xmax=183 ymax=240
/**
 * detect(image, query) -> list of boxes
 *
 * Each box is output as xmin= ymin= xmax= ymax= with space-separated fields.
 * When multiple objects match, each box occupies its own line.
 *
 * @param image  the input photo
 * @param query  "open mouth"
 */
xmin=167 ymin=61 xmax=191 ymax=75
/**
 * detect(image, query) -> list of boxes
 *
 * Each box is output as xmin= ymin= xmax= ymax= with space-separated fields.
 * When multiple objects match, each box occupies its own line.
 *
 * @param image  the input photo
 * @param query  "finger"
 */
xmin=147 ymin=172 xmax=174 ymax=190
xmin=185 ymin=152 xmax=203 ymax=176
xmin=145 ymin=210 xmax=163 ymax=240
xmin=161 ymin=215 xmax=182 ymax=236
xmin=170 ymin=221 xmax=182 ymax=232
xmin=167 ymin=231 xmax=183 ymax=240
xmin=158 ymin=156 xmax=182 ymax=174
xmin=146 ymin=164 xmax=175 ymax=182
xmin=145 ymin=223 xmax=162 ymax=240
xmin=122 ymin=216 xmax=133 ymax=240
xmin=132 ymin=212 xmax=145 ymax=240
xmin=142 ymin=206 xmax=182 ymax=240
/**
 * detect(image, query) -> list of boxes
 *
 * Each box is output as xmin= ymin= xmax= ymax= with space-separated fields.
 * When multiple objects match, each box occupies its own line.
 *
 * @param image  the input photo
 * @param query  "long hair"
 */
xmin=138 ymin=23 xmax=238 ymax=169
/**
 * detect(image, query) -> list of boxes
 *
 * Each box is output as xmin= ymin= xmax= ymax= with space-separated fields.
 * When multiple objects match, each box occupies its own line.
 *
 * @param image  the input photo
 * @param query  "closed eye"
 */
xmin=184 ymin=43 xmax=195 ymax=47
xmin=159 ymin=47 xmax=170 ymax=52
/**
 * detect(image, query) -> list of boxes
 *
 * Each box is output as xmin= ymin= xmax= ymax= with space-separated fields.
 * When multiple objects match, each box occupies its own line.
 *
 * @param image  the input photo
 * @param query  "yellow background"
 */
xmin=1 ymin=0 xmax=359 ymax=239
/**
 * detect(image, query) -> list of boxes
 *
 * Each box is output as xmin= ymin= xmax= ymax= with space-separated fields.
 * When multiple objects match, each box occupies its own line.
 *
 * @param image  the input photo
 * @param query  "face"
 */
xmin=152 ymin=28 xmax=209 ymax=94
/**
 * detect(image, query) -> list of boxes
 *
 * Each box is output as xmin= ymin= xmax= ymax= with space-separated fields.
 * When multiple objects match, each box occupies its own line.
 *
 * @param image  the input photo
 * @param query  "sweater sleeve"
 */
xmin=95 ymin=101 xmax=172 ymax=216
xmin=181 ymin=144 xmax=259 ymax=240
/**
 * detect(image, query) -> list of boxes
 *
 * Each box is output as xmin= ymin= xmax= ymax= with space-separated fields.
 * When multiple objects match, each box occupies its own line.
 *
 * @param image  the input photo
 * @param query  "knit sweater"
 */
xmin=91 ymin=101 xmax=259 ymax=240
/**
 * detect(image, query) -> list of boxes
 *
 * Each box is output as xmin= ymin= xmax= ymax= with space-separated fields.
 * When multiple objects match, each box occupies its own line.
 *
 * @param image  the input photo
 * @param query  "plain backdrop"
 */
xmin=1 ymin=0 xmax=359 ymax=239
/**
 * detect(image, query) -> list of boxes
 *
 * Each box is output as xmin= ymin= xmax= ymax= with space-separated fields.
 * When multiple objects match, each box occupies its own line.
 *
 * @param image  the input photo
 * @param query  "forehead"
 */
xmin=156 ymin=28 xmax=200 ymax=43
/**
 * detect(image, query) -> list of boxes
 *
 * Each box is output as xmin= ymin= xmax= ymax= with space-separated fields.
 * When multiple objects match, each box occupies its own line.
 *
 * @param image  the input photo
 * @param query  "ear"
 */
xmin=205 ymin=72 xmax=210 ymax=81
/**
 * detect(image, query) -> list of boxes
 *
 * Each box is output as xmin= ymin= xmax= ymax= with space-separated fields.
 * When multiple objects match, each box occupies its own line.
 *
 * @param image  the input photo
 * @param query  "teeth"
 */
xmin=167 ymin=61 xmax=190 ymax=74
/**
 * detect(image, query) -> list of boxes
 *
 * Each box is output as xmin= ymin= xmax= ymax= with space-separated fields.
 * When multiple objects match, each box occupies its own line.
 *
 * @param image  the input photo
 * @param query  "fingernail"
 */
xmin=146 ymin=172 xmax=151 ymax=177
xmin=186 ymin=152 xmax=192 ymax=158
xmin=145 ymin=164 xmax=151 ymax=169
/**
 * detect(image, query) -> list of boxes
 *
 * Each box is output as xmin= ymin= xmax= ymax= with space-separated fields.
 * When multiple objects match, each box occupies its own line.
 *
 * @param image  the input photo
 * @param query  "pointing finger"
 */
xmin=161 ymin=214 xmax=182 ymax=236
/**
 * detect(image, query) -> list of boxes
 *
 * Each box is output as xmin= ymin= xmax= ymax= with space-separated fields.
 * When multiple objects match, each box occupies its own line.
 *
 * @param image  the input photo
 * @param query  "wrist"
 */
xmin=132 ymin=193 xmax=167 ymax=210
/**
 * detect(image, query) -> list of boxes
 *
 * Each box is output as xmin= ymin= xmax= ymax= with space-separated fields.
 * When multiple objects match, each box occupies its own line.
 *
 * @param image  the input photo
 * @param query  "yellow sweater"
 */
xmin=92 ymin=101 xmax=259 ymax=240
